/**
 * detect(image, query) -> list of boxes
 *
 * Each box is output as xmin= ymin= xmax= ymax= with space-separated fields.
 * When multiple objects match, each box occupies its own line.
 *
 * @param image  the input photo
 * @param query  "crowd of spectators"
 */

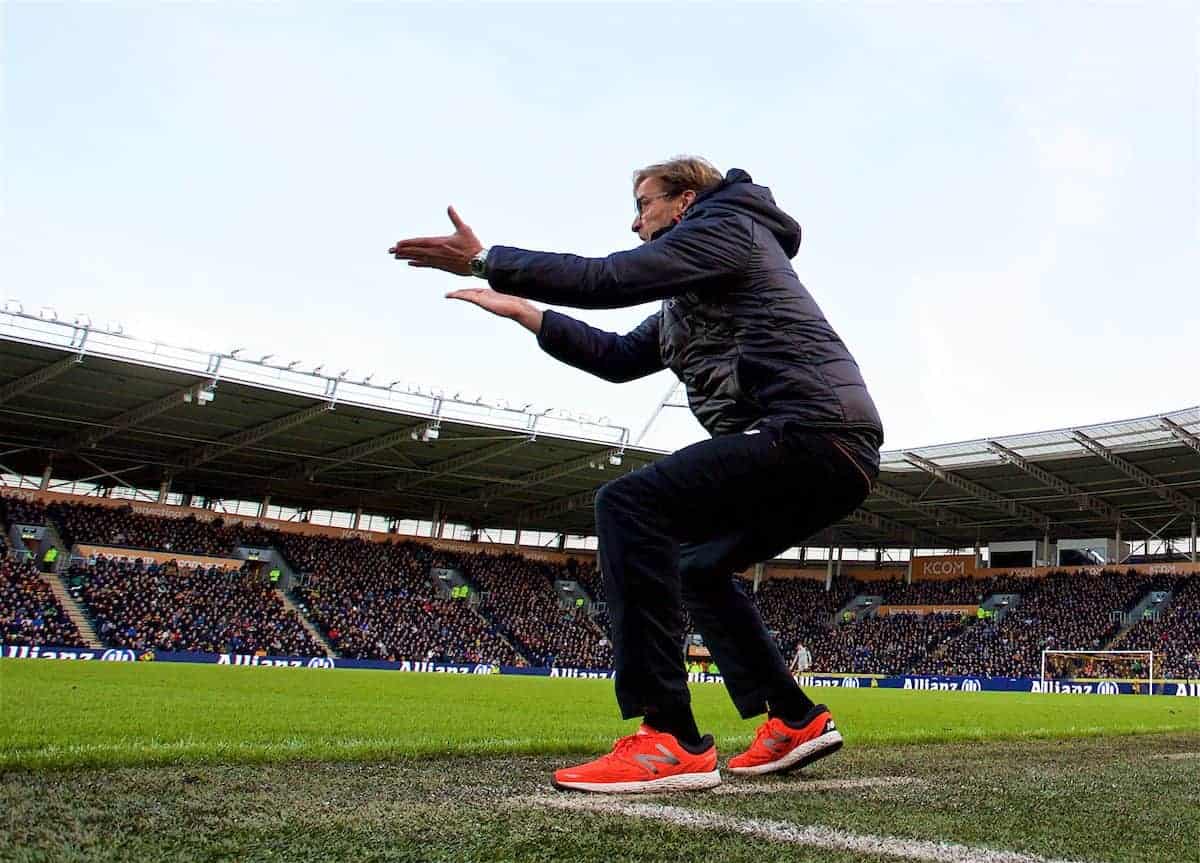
xmin=878 ymin=574 xmax=1031 ymax=606
xmin=0 ymin=495 xmax=48 ymax=527
xmin=285 ymin=534 xmax=523 ymax=665
xmin=0 ymin=558 xmax=85 ymax=646
xmin=50 ymin=502 xmax=241 ymax=556
xmin=9 ymin=489 xmax=1198 ymax=679
xmin=911 ymin=570 xmax=1163 ymax=678
xmin=449 ymin=550 xmax=612 ymax=669
xmin=806 ymin=612 xmax=964 ymax=675
xmin=751 ymin=576 xmax=860 ymax=658
xmin=74 ymin=556 xmax=320 ymax=655
xmin=1117 ymin=576 xmax=1200 ymax=679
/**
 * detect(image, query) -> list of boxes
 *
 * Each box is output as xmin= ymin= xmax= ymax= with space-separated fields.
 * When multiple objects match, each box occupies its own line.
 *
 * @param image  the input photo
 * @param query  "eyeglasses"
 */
xmin=634 ymin=191 xmax=678 ymax=215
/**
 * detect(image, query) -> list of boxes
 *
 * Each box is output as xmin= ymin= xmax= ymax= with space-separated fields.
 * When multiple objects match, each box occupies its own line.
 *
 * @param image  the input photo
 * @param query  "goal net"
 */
xmin=1041 ymin=650 xmax=1156 ymax=693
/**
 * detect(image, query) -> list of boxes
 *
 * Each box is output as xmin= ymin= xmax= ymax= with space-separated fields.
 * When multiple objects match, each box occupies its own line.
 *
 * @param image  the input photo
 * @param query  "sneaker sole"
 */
xmin=552 ymin=769 xmax=722 ymax=794
xmin=726 ymin=729 xmax=844 ymax=776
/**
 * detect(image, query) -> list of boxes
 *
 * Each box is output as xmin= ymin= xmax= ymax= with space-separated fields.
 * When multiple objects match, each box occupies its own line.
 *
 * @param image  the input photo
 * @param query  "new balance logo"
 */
xmin=763 ymin=731 xmax=792 ymax=754
xmin=633 ymin=744 xmax=681 ymax=774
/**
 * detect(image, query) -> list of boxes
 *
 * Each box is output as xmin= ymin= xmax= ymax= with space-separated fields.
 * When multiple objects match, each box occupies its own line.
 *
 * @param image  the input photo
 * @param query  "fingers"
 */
xmin=391 ymin=238 xmax=449 ymax=255
xmin=447 ymin=205 xmax=467 ymax=232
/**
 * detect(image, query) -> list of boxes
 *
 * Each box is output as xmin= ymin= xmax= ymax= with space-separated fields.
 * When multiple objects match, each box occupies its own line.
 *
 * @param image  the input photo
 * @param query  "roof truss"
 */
xmin=902 ymin=451 xmax=1052 ymax=532
xmin=986 ymin=440 xmax=1121 ymax=524
xmin=0 ymin=354 xmax=83 ymax=406
xmin=55 ymin=379 xmax=218 ymax=455
xmin=394 ymin=436 xmax=535 ymax=493
xmin=1069 ymin=430 xmax=1197 ymax=519
xmin=178 ymin=402 xmax=334 ymax=472
xmin=279 ymin=420 xmax=437 ymax=481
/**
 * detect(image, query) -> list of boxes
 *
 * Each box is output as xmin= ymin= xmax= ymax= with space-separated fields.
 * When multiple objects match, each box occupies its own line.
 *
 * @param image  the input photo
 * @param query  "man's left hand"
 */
xmin=389 ymin=206 xmax=484 ymax=276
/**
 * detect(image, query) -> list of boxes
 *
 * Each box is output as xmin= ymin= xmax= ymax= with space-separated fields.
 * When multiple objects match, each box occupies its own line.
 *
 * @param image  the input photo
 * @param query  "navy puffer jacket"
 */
xmin=487 ymin=169 xmax=883 ymax=453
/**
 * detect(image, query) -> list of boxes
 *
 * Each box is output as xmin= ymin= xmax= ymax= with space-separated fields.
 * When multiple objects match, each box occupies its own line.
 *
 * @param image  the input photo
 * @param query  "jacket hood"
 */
xmin=687 ymin=168 xmax=802 ymax=258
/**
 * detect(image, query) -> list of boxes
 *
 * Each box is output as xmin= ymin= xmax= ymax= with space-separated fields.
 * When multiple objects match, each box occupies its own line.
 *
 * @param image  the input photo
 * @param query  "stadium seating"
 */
xmin=0 ymin=557 xmax=85 ymax=647
xmin=447 ymin=550 xmax=612 ymax=669
xmin=5 ymin=490 xmax=1198 ymax=679
xmin=50 ymin=501 xmax=239 ymax=556
xmin=1115 ymin=575 xmax=1200 ymax=679
xmin=0 ymin=496 xmax=48 ymax=527
xmin=283 ymin=533 xmax=524 ymax=665
xmin=74 ymin=556 xmax=321 ymax=656
xmin=911 ymin=570 xmax=1164 ymax=678
xmin=806 ymin=612 xmax=965 ymax=675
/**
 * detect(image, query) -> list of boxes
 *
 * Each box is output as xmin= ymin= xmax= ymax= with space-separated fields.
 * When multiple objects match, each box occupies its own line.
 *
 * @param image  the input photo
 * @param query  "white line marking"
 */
xmin=1153 ymin=752 xmax=1200 ymax=760
xmin=516 ymin=795 xmax=1097 ymax=863
xmin=709 ymin=776 xmax=923 ymax=795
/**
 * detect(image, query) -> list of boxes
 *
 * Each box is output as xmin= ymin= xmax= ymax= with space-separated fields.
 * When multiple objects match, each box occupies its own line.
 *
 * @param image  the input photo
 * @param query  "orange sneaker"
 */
xmin=552 ymin=725 xmax=721 ymax=793
xmin=727 ymin=704 xmax=842 ymax=776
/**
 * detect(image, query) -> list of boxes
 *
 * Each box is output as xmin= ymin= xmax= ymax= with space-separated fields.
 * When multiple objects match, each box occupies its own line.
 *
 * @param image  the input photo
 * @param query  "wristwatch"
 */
xmin=469 ymin=247 xmax=490 ymax=278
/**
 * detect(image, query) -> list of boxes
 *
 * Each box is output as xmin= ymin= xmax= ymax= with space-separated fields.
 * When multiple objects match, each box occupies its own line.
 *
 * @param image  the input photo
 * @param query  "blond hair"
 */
xmin=633 ymin=156 xmax=723 ymax=197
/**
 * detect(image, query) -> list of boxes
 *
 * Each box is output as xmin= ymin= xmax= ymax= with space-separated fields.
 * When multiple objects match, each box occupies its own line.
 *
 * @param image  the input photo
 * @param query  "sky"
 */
xmin=3 ymin=2 xmax=1198 ymax=454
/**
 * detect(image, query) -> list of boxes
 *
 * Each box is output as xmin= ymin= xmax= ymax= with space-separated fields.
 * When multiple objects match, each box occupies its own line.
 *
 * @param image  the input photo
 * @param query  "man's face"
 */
xmin=631 ymin=177 xmax=693 ymax=242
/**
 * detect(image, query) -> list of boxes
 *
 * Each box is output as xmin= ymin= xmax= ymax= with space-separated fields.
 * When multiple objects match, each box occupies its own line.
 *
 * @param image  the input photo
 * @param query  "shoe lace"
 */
xmin=608 ymin=732 xmax=643 ymax=759
xmin=750 ymin=720 xmax=776 ymax=748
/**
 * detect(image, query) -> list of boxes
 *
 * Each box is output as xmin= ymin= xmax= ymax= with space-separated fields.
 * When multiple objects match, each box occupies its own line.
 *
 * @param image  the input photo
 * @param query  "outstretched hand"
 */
xmin=388 ymin=206 xmax=483 ymax=276
xmin=446 ymin=288 xmax=544 ymax=334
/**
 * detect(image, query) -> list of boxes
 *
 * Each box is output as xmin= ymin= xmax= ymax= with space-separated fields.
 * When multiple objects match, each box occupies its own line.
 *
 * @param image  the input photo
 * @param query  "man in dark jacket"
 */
xmin=391 ymin=157 xmax=883 ymax=793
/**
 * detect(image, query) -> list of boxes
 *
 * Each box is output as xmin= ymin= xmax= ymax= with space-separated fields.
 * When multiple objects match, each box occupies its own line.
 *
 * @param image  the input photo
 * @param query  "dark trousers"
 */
xmin=595 ymin=420 xmax=875 ymax=720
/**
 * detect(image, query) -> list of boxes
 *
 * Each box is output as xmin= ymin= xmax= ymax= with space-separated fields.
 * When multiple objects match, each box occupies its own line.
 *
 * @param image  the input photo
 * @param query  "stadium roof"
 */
xmin=2 ymin=308 xmax=1198 ymax=549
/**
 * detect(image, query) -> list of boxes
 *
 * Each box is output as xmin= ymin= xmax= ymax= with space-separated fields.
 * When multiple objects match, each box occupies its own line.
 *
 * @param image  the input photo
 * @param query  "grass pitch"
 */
xmin=2 ymin=661 xmax=1198 ymax=862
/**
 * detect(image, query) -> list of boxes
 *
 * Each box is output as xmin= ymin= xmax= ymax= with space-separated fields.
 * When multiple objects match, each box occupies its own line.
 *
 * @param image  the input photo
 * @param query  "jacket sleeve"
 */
xmin=536 ymin=309 xmax=665 ymax=383
xmin=485 ymin=212 xmax=753 ymax=310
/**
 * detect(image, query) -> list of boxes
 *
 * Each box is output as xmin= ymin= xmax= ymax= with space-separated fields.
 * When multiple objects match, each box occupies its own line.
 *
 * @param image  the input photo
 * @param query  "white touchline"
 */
xmin=708 ymin=776 xmax=923 ymax=795
xmin=515 ymin=796 xmax=1098 ymax=863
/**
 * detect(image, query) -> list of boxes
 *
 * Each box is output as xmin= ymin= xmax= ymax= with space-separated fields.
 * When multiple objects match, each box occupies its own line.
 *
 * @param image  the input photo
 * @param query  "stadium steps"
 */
xmin=469 ymin=605 xmax=529 ymax=664
xmin=277 ymin=589 xmax=337 ymax=658
xmin=41 ymin=574 xmax=102 ymax=648
xmin=1104 ymin=589 xmax=1175 ymax=650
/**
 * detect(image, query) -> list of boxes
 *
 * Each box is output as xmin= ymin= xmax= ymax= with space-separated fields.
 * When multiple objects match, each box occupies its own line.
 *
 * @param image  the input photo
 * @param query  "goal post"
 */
xmin=1040 ymin=649 xmax=1156 ymax=694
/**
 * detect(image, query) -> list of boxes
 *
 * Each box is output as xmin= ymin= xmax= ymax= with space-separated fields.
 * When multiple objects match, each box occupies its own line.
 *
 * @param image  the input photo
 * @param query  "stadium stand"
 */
xmin=877 ymin=575 xmax=1031 ymax=606
xmin=753 ymin=576 xmax=859 ymax=659
xmin=0 ymin=557 xmax=85 ymax=647
xmin=0 ymin=496 xmax=47 ymax=527
xmin=447 ymin=550 xmax=613 ymax=669
xmin=807 ymin=612 xmax=965 ymax=675
xmin=50 ymin=500 xmax=237 ymax=556
xmin=5 ymin=488 xmax=1200 ymax=679
xmin=910 ymin=570 xmax=1167 ymax=678
xmin=282 ymin=533 xmax=525 ymax=665
xmin=1115 ymin=575 xmax=1200 ymax=680
xmin=73 ymin=556 xmax=321 ymax=655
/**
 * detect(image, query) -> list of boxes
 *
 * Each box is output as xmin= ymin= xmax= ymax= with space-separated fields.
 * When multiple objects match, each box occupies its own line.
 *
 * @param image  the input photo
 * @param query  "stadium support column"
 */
xmin=39 ymin=460 xmax=53 ymax=491
xmin=825 ymin=546 xmax=834 ymax=592
xmin=1115 ymin=522 xmax=1123 ymax=563
xmin=753 ymin=562 xmax=764 ymax=593
xmin=353 ymin=507 xmax=363 ymax=530
xmin=1191 ymin=518 xmax=1197 ymax=563
xmin=258 ymin=495 xmax=270 ymax=518
xmin=906 ymin=547 xmax=914 ymax=585
xmin=835 ymin=545 xmax=843 ymax=578
xmin=157 ymin=475 xmax=171 ymax=504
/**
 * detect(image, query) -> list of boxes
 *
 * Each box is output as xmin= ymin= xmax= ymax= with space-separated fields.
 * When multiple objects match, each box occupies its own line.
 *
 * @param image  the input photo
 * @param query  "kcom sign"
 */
xmin=913 ymin=555 xmax=977 ymax=580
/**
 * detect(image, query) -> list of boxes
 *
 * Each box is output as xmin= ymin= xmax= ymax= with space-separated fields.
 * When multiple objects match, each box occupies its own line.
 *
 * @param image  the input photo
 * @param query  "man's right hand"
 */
xmin=445 ymin=287 xmax=544 ymax=335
